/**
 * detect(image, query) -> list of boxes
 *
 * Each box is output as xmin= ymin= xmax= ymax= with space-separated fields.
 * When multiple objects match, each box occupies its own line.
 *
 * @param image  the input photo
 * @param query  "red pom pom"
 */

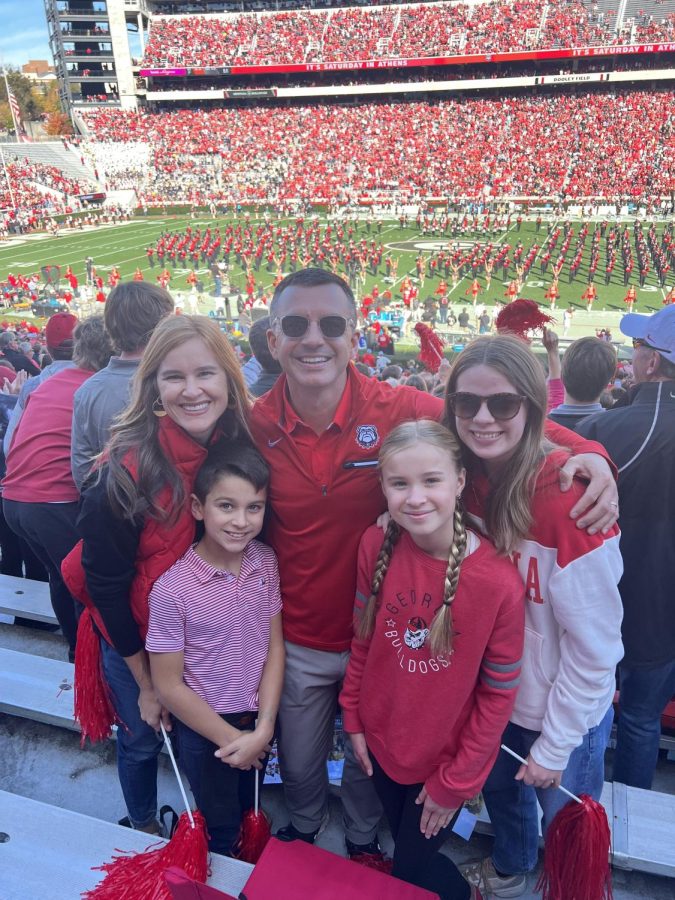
xmin=496 ymin=299 xmax=554 ymax=340
xmin=74 ymin=610 xmax=121 ymax=746
xmin=84 ymin=811 xmax=209 ymax=899
xmin=536 ymin=794 xmax=612 ymax=900
xmin=414 ymin=322 xmax=445 ymax=373
xmin=234 ymin=807 xmax=271 ymax=864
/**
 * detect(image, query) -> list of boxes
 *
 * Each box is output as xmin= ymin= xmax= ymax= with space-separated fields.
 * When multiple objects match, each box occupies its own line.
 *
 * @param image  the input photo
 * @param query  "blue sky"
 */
xmin=1 ymin=0 xmax=53 ymax=68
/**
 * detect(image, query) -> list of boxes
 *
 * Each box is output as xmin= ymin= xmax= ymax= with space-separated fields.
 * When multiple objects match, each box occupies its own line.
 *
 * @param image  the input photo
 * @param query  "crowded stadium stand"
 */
xmin=11 ymin=0 xmax=672 ymax=223
xmin=78 ymin=89 xmax=673 ymax=207
xmin=135 ymin=0 xmax=675 ymax=68
xmin=0 ymin=142 xmax=102 ymax=234
xmin=44 ymin=0 xmax=675 ymax=113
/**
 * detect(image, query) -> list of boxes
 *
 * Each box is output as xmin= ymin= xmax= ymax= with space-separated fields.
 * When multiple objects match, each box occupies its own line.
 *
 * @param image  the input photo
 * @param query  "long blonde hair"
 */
xmin=444 ymin=334 xmax=552 ymax=554
xmin=105 ymin=315 xmax=251 ymax=522
xmin=358 ymin=420 xmax=467 ymax=657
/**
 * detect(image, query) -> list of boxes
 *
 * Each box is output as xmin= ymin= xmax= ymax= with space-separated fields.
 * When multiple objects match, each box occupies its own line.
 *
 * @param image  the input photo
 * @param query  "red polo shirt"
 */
xmin=251 ymin=365 xmax=443 ymax=652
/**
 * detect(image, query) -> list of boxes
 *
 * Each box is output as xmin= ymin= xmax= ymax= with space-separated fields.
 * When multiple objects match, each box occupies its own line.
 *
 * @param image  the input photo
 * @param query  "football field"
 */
xmin=0 ymin=213 xmax=671 ymax=339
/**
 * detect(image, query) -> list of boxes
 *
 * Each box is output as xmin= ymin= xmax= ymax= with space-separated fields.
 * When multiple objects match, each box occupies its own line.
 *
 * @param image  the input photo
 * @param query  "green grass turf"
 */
xmin=0 ymin=214 xmax=671 ymax=320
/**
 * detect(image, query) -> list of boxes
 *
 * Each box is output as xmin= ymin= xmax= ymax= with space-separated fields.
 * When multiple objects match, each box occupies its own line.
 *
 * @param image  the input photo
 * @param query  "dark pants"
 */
xmin=176 ymin=712 xmax=265 ymax=856
xmin=101 ymin=638 xmax=163 ymax=828
xmin=613 ymin=660 xmax=675 ymax=789
xmin=0 ymin=497 xmax=47 ymax=580
xmin=3 ymin=499 xmax=82 ymax=657
xmin=371 ymin=755 xmax=470 ymax=900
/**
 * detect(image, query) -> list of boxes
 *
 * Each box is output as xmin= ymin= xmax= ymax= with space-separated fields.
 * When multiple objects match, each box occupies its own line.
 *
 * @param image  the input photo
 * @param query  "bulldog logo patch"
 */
xmin=355 ymin=425 xmax=379 ymax=450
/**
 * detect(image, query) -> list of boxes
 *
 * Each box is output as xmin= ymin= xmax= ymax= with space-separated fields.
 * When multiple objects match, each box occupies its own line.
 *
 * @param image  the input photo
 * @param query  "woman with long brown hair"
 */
xmin=64 ymin=315 xmax=251 ymax=835
xmin=445 ymin=335 xmax=623 ymax=897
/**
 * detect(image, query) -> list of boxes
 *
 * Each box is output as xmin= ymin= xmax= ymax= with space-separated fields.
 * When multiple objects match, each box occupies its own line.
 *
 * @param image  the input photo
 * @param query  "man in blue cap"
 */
xmin=578 ymin=305 xmax=675 ymax=789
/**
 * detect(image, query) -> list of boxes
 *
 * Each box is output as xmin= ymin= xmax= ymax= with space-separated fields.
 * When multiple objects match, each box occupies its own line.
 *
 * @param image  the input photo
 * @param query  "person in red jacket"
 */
xmin=62 ymin=316 xmax=251 ymax=835
xmin=340 ymin=420 xmax=524 ymax=900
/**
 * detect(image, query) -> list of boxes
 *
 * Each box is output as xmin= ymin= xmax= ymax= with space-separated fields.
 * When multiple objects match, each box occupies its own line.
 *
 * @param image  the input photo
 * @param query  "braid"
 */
xmin=428 ymin=503 xmax=468 ymax=657
xmin=357 ymin=521 xmax=400 ymax=640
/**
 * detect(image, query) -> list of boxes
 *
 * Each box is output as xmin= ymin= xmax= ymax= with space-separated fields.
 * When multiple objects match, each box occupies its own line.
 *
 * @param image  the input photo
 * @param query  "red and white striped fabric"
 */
xmin=146 ymin=542 xmax=281 ymax=713
xmin=6 ymin=86 xmax=31 ymax=143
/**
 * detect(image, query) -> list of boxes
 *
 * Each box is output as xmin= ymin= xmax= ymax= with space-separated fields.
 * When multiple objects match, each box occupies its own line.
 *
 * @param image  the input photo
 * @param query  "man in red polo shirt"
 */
xmin=250 ymin=269 xmax=618 ymax=864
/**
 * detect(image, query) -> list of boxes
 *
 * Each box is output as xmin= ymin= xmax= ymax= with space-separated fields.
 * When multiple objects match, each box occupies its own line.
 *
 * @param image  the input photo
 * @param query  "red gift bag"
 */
xmin=239 ymin=838 xmax=437 ymax=899
xmin=164 ymin=867 xmax=238 ymax=900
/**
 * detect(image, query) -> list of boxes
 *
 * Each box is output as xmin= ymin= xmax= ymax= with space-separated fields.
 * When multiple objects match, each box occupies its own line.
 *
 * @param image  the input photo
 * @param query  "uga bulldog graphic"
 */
xmin=355 ymin=424 xmax=379 ymax=450
xmin=404 ymin=616 xmax=429 ymax=650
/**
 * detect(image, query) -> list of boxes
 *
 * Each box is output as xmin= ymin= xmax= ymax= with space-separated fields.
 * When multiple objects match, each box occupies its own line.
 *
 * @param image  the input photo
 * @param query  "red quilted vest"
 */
xmin=62 ymin=415 xmax=212 ymax=647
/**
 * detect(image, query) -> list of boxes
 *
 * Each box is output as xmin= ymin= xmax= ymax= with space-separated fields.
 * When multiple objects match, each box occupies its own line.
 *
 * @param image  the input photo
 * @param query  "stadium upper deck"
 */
xmin=45 ymin=0 xmax=675 ymax=111
xmin=139 ymin=0 xmax=675 ymax=69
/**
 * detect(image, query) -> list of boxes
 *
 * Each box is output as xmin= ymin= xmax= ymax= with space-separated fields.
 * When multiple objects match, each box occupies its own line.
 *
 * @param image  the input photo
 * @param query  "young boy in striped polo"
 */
xmin=146 ymin=439 xmax=284 ymax=856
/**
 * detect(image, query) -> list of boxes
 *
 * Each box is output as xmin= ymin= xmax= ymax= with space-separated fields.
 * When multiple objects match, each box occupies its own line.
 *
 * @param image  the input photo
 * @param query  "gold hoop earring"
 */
xmin=152 ymin=397 xmax=167 ymax=418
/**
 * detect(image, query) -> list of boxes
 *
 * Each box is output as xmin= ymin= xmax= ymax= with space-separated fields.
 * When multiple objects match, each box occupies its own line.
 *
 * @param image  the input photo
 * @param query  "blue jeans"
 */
xmin=613 ymin=660 xmax=675 ymax=789
xmin=483 ymin=708 xmax=613 ymax=876
xmin=175 ymin=713 xmax=264 ymax=856
xmin=100 ymin=639 xmax=163 ymax=829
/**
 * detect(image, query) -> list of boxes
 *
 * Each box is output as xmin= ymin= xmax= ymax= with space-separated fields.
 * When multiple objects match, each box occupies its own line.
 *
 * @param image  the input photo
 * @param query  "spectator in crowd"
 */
xmin=71 ymin=282 xmax=174 ymax=490
xmin=549 ymin=337 xmax=617 ymax=430
xmin=446 ymin=336 xmax=623 ymax=899
xmin=2 ymin=316 xmax=113 ymax=661
xmin=251 ymin=269 xmax=441 ymax=861
xmin=248 ymin=316 xmax=282 ymax=398
xmin=0 ymin=332 xmax=40 ymax=377
xmin=63 ymin=316 xmax=251 ymax=835
xmin=340 ymin=420 xmax=524 ymax=900
xmin=380 ymin=364 xmax=402 ymax=387
xmin=578 ymin=307 xmax=675 ymax=790
xmin=3 ymin=312 xmax=79 ymax=454
xmin=403 ymin=373 xmax=428 ymax=391
xmin=147 ymin=439 xmax=284 ymax=857
xmin=0 ymin=381 xmax=47 ymax=586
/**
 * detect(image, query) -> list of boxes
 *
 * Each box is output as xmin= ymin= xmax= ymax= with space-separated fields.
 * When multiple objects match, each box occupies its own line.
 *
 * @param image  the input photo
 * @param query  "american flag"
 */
xmin=6 ymin=85 xmax=30 ymax=142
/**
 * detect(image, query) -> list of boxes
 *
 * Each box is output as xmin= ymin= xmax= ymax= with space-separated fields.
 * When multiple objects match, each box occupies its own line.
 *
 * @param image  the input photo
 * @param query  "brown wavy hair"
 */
xmin=105 ymin=315 xmax=251 ymax=522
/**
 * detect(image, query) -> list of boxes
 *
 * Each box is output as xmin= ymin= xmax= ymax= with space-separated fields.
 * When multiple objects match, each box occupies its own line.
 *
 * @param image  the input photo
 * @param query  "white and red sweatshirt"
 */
xmin=340 ymin=526 xmax=525 ymax=810
xmin=465 ymin=450 xmax=624 ymax=772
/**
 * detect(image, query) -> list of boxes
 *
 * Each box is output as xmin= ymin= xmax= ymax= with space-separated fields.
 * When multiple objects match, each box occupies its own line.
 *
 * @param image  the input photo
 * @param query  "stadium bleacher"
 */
xmin=79 ymin=89 xmax=673 ymax=206
xmin=139 ymin=0 xmax=675 ymax=69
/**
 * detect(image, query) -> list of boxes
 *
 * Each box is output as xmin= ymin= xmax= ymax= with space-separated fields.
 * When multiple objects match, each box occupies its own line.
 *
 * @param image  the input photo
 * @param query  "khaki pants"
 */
xmin=278 ymin=640 xmax=382 ymax=843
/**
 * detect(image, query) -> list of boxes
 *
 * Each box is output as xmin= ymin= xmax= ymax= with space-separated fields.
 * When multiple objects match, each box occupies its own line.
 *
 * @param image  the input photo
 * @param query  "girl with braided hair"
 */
xmin=340 ymin=420 xmax=525 ymax=900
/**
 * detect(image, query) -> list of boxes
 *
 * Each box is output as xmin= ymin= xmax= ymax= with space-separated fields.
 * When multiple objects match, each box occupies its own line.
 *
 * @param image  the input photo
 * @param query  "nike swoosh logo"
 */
xmin=268 ymin=437 xmax=284 ymax=447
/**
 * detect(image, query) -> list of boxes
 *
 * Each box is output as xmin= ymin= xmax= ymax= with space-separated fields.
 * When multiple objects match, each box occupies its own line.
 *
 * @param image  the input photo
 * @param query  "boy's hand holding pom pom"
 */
xmin=216 ymin=730 xmax=272 ymax=771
